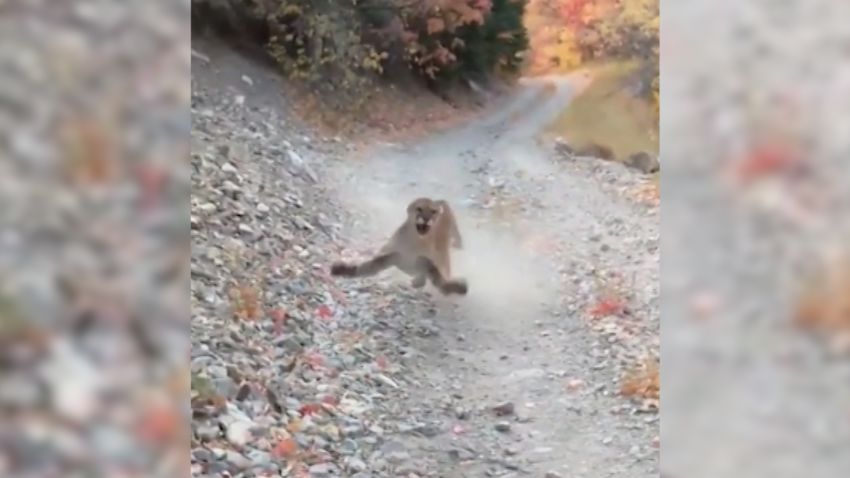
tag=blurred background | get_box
[662,0,850,476]
[0,1,189,476]
[2,0,849,476]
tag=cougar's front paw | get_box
[441,278,468,296]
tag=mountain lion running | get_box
[330,197,468,295]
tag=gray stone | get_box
[195,424,221,441]
[494,422,511,433]
[224,450,252,470]
[212,377,238,398]
[221,162,239,175]
[246,449,271,466]
[492,401,515,416]
[308,463,334,476]
[224,420,253,447]
[624,151,660,174]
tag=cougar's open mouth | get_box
[416,223,430,234]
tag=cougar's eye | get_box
[416,207,422,213]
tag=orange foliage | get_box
[588,296,626,319]
[794,250,850,338]
[402,0,497,77]
[620,357,659,408]
[230,284,261,321]
[137,403,184,445]
[272,438,299,458]
[732,141,804,185]
[525,0,657,76]
[629,179,660,206]
[61,119,119,186]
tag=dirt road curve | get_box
[328,76,659,477]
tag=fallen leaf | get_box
[304,351,325,369]
[136,163,168,211]
[61,119,118,186]
[620,357,660,401]
[794,247,850,341]
[315,305,334,320]
[588,297,625,319]
[375,355,389,370]
[231,284,262,321]
[272,438,299,458]
[299,403,322,417]
[270,308,288,334]
[733,141,802,185]
[137,404,181,444]
[286,418,303,433]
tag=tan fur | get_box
[331,198,467,295]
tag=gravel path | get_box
[191,40,658,478]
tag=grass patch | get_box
[546,61,658,160]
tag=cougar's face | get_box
[408,198,441,235]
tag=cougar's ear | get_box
[435,199,447,214]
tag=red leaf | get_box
[734,143,800,184]
[270,308,288,334]
[271,437,299,458]
[299,403,322,417]
[375,356,389,370]
[304,351,325,369]
[137,404,181,444]
[588,297,625,319]
[135,164,168,211]
[315,305,334,320]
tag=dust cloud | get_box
[333,172,558,330]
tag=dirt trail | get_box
[328,76,659,477]
[191,38,657,477]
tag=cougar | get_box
[331,197,467,295]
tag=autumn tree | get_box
[418,0,529,81]
[578,0,658,108]
[524,0,658,113]
[194,0,530,95]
